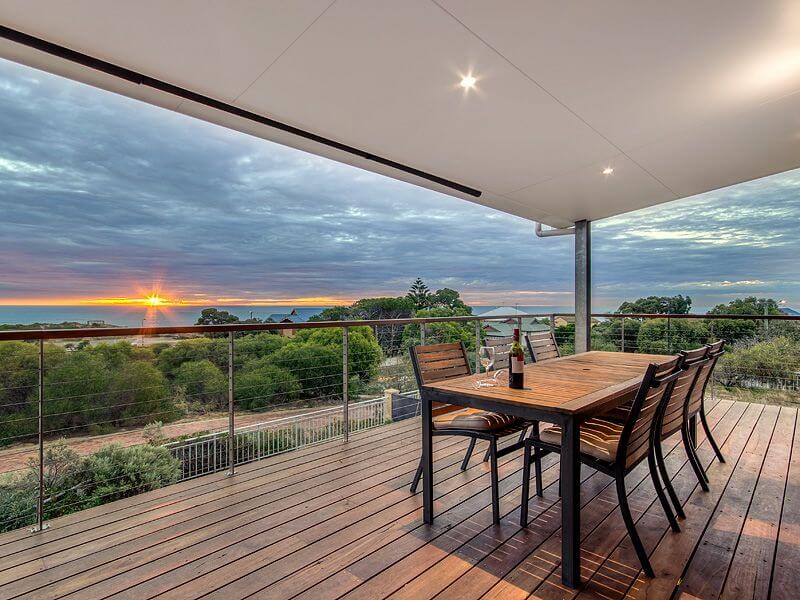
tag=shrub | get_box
[156,337,227,376]
[235,361,301,410]
[0,440,182,532]
[716,336,800,389]
[636,318,709,354]
[173,359,227,410]
[234,333,289,363]
[108,361,175,426]
[295,326,383,385]
[269,342,342,400]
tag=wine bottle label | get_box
[511,357,523,374]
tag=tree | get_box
[636,318,710,354]
[430,288,471,312]
[706,297,783,344]
[234,333,289,364]
[173,360,227,410]
[407,278,432,309]
[402,307,476,350]
[308,306,354,322]
[196,308,240,326]
[294,326,383,386]
[617,295,692,315]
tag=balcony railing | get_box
[0,311,798,534]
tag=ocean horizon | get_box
[0,305,578,328]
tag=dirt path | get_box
[0,407,313,476]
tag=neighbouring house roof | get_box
[477,306,528,318]
[267,309,303,323]
[483,319,549,338]
[779,307,800,317]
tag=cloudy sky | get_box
[1,58,798,312]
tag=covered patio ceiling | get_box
[2,1,800,228]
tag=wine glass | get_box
[476,346,497,387]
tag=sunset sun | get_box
[144,294,167,306]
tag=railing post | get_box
[227,331,235,476]
[420,323,426,345]
[34,338,47,532]
[549,314,556,340]
[666,316,671,353]
[343,326,349,441]
[620,317,625,352]
[475,319,481,373]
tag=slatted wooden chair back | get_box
[681,345,709,365]
[686,343,725,417]
[706,340,725,355]
[619,356,681,469]
[658,356,707,439]
[525,331,560,363]
[410,342,473,417]
[483,336,513,370]
[410,342,472,386]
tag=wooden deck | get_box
[0,397,797,599]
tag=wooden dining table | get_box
[419,350,677,588]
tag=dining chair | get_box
[521,357,681,576]
[524,331,560,363]
[649,351,709,529]
[679,341,726,492]
[409,342,533,524]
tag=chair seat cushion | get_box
[539,418,624,463]
[433,408,523,432]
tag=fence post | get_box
[549,314,556,340]
[475,319,482,373]
[227,331,235,476]
[343,326,349,441]
[33,338,47,532]
[666,316,671,353]
[620,317,625,352]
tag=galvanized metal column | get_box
[343,326,349,441]
[475,319,482,373]
[35,338,46,532]
[574,220,592,353]
[227,331,235,476]
[420,323,426,345]
[549,314,556,339]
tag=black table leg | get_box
[689,414,697,448]
[422,395,434,524]
[561,417,581,587]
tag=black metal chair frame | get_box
[521,360,682,577]
[409,341,534,525]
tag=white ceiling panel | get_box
[237,0,617,196]
[631,90,800,199]
[507,154,677,224]
[1,0,799,225]
[0,0,333,102]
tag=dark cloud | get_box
[0,59,798,311]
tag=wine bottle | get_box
[508,328,525,389]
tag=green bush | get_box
[108,361,175,425]
[156,337,227,376]
[0,440,180,532]
[294,326,383,384]
[269,343,342,399]
[235,360,301,410]
[173,359,227,410]
[716,337,800,389]
[234,333,289,364]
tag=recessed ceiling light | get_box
[460,74,477,89]
[602,167,614,175]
